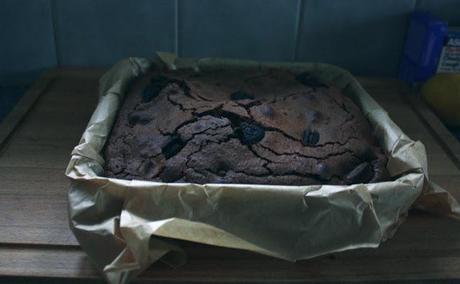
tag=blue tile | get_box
[54,0,175,66]
[179,0,298,61]
[0,0,57,75]
[416,0,460,26]
[297,0,416,76]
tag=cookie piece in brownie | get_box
[103,68,389,185]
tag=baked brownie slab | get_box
[103,68,388,185]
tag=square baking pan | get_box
[65,53,459,284]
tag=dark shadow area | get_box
[0,276,459,284]
[0,71,42,122]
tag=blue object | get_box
[399,11,448,83]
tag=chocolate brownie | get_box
[103,68,389,185]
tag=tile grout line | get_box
[395,0,418,76]
[174,0,180,56]
[293,0,304,61]
[49,0,61,67]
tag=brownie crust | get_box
[103,68,388,185]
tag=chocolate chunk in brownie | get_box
[231,90,255,101]
[302,129,320,146]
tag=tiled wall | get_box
[0,0,57,76]
[1,0,459,78]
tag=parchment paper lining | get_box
[65,54,460,284]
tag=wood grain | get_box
[0,245,98,278]
[0,71,459,282]
[2,214,460,283]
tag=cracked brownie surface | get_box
[103,68,389,185]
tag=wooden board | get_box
[0,70,459,282]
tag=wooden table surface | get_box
[0,69,459,283]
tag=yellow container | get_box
[421,73,460,127]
